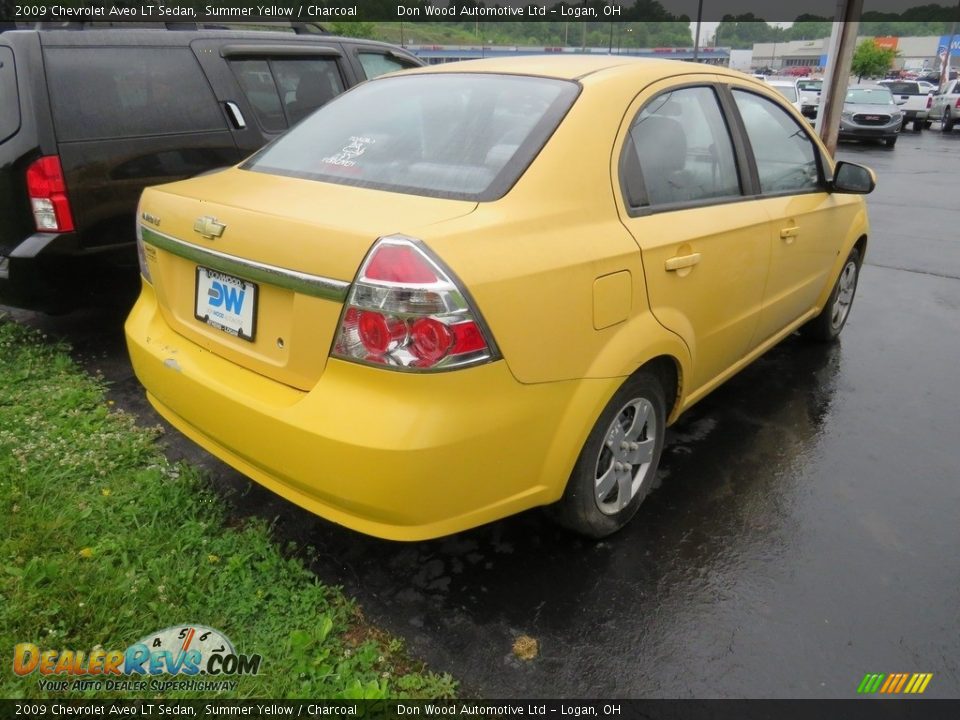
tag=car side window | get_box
[357,52,417,79]
[230,57,345,132]
[732,90,821,194]
[44,48,225,141]
[623,86,741,208]
[231,59,286,133]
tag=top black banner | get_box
[1,0,959,24]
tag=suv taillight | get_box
[927,95,933,109]
[955,97,960,109]
[332,236,498,372]
[26,156,74,233]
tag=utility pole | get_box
[693,0,704,61]
[942,3,959,88]
[817,0,865,155]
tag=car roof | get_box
[401,54,747,82]
[11,27,400,50]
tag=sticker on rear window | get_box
[322,136,375,168]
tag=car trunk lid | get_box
[139,168,477,390]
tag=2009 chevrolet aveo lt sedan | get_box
[126,56,875,541]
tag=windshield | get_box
[797,80,822,92]
[845,88,894,105]
[772,85,798,102]
[244,73,580,201]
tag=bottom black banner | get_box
[2,700,960,720]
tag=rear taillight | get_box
[955,98,960,109]
[927,95,933,109]
[332,235,498,371]
[25,156,74,233]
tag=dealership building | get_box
[751,35,960,72]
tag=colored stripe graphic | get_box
[858,674,885,693]
[857,673,933,694]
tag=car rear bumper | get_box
[125,281,616,540]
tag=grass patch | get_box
[0,318,456,700]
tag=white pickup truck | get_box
[929,78,960,132]
[878,80,932,131]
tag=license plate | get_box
[194,267,258,342]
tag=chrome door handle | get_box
[664,253,702,271]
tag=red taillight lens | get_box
[332,236,498,372]
[364,244,438,284]
[955,98,960,109]
[26,156,74,232]
[927,95,933,109]
[410,318,454,364]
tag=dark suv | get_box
[0,25,421,312]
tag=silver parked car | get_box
[839,86,903,147]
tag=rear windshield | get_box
[0,47,20,143]
[797,80,821,92]
[881,81,920,95]
[243,73,580,201]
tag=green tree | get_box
[851,39,899,80]
[327,22,377,39]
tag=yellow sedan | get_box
[126,56,874,540]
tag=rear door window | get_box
[230,57,345,130]
[44,47,225,141]
[357,52,418,79]
[623,86,741,208]
[0,47,21,143]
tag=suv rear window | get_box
[882,81,920,95]
[244,73,579,201]
[0,47,20,143]
[44,47,225,141]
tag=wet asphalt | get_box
[5,129,960,699]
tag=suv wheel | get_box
[943,108,955,132]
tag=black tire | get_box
[801,247,861,342]
[944,108,955,132]
[913,118,923,132]
[547,371,666,538]
[884,136,898,147]
[924,120,933,129]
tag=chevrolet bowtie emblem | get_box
[193,216,226,239]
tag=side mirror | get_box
[831,161,876,194]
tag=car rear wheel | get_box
[547,371,666,538]
[801,247,861,342]
[943,108,955,132]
